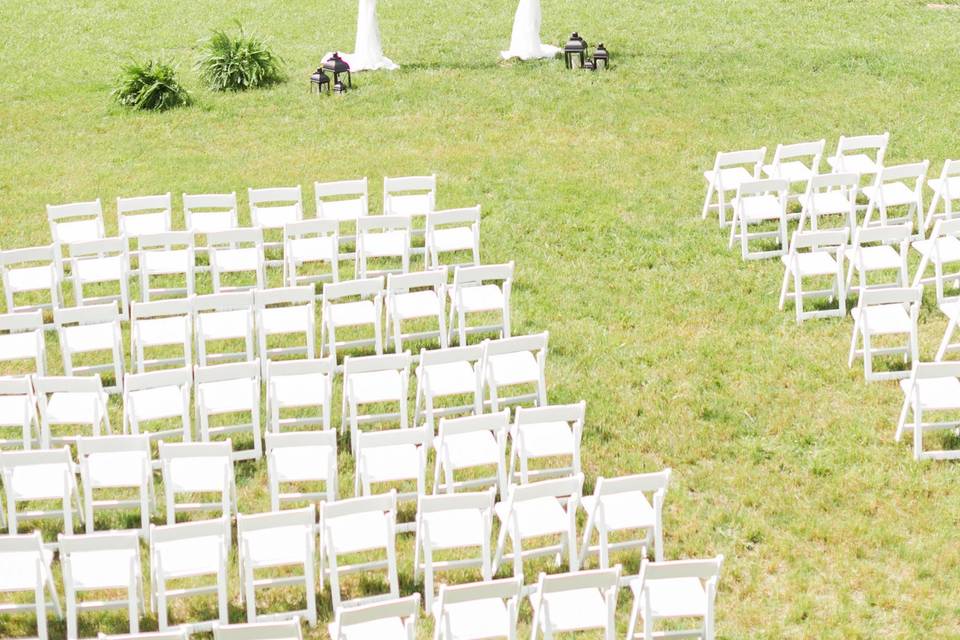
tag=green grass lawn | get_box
[4,0,960,637]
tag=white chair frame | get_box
[762,139,825,208]
[482,333,549,413]
[0,310,46,376]
[0,446,83,538]
[0,531,62,639]
[208,227,267,293]
[266,357,335,434]
[447,262,513,346]
[425,206,481,269]
[48,199,106,277]
[320,277,384,362]
[195,360,263,461]
[863,160,929,231]
[35,374,111,448]
[433,411,508,495]
[0,375,40,450]
[925,159,960,233]
[528,566,621,640]
[911,218,960,305]
[848,286,921,382]
[797,172,859,232]
[54,301,124,391]
[158,441,237,537]
[214,618,304,640]
[844,223,911,294]
[283,218,340,287]
[356,215,412,279]
[138,231,196,301]
[385,268,448,353]
[68,237,132,320]
[0,244,62,314]
[315,178,369,253]
[777,229,848,323]
[327,594,419,640]
[414,344,484,433]
[509,401,584,485]
[432,578,521,640]
[728,178,789,260]
[183,192,239,269]
[77,434,153,536]
[342,352,412,454]
[895,362,960,461]
[701,148,765,227]
[626,556,724,640]
[255,286,317,376]
[249,186,304,261]
[130,298,193,373]
[194,291,256,366]
[266,430,338,510]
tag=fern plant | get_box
[196,24,285,91]
[111,59,191,111]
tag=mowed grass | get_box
[3,0,960,637]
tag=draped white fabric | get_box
[325,0,398,72]
[500,0,560,60]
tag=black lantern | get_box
[333,79,347,94]
[593,43,609,69]
[310,67,330,94]
[563,32,587,69]
[323,53,353,90]
[583,58,596,71]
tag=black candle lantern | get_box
[333,79,347,94]
[310,67,330,94]
[593,43,610,69]
[583,58,596,71]
[563,32,587,69]
[323,53,353,91]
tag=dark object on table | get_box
[564,32,587,69]
[323,53,353,90]
[593,43,609,69]
[310,67,330,94]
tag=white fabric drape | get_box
[501,0,560,60]
[325,0,398,71]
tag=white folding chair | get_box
[728,178,789,260]
[385,269,448,353]
[237,507,317,626]
[319,491,400,610]
[356,215,411,279]
[844,223,911,293]
[48,199,106,276]
[777,229,848,323]
[77,435,152,535]
[130,298,193,372]
[425,206,481,269]
[320,277,384,362]
[849,287,921,382]
[934,259,960,361]
[158,441,236,535]
[98,632,187,640]
[55,302,124,391]
[355,426,429,510]
[35,375,111,448]
[327,594,419,640]
[797,172,859,232]
[509,401,583,485]
[0,245,61,314]
[626,556,724,640]
[315,178,369,252]
[491,474,583,584]
[0,531,61,640]
[69,237,131,319]
[896,362,960,460]
[0,310,46,375]
[384,174,437,221]
[432,578,521,640]
[482,333,548,412]
[208,228,266,293]
[150,517,230,632]
[911,218,960,305]
[194,291,256,365]
[863,161,929,231]
[701,148,765,227]
[433,411,508,495]
[255,286,316,375]
[762,139,824,207]
[0,376,40,450]
[414,344,484,433]
[184,192,239,268]
[414,490,495,611]
[0,446,83,536]
[266,430,338,510]
[447,263,513,346]
[117,193,172,240]
[826,132,889,180]
[214,618,304,640]
[195,360,262,461]
[266,357,334,434]
[528,566,621,640]
[59,530,143,639]
[138,231,195,301]
[283,219,340,287]
[342,352,411,454]
[249,186,304,258]
[579,470,671,570]
[925,159,960,233]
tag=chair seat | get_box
[0,547,54,590]
[431,598,509,640]
[241,526,311,568]
[271,373,329,409]
[329,300,377,328]
[420,508,485,549]
[762,161,813,183]
[912,236,960,264]
[631,577,708,619]
[254,205,300,229]
[515,422,574,458]
[453,284,504,313]
[320,198,366,221]
[703,167,752,191]
[128,385,185,421]
[349,370,403,404]
[155,535,223,578]
[780,252,838,277]
[46,391,105,425]
[271,445,334,482]
[142,249,191,274]
[393,290,442,320]
[487,351,539,387]
[899,376,960,411]
[495,497,567,538]
[863,181,916,207]
[581,491,655,531]
[214,247,260,273]
[69,549,139,589]
[804,191,853,216]
[388,193,431,217]
[289,236,336,262]
[198,309,250,340]
[436,430,500,470]
[261,305,312,335]
[326,511,391,554]
[529,588,608,632]
[858,303,913,335]
[75,256,124,284]
[8,265,55,293]
[121,212,168,237]
[732,194,783,222]
[826,153,881,175]
[63,322,115,353]
[0,332,40,360]
[167,457,230,493]
[432,227,475,253]
[135,315,189,348]
[198,378,256,414]
[929,176,960,197]
[845,245,902,272]
[188,211,235,234]
[0,394,34,427]
[421,361,477,397]
[55,219,101,245]
[328,618,407,640]
[9,462,74,500]
[362,231,407,258]
[85,450,149,488]
[359,444,420,484]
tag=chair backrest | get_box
[638,555,724,582]
[594,468,672,497]
[835,132,889,158]
[0,244,57,269]
[418,487,495,515]
[910,361,960,381]
[55,301,120,327]
[807,172,859,193]
[59,529,140,557]
[736,178,788,198]
[419,343,485,367]
[0,309,44,333]
[183,192,238,229]
[858,285,923,308]
[330,594,420,636]
[770,139,825,166]
[315,178,368,214]
[207,227,264,249]
[427,206,480,229]
[193,291,255,314]
[358,214,412,233]
[0,375,35,398]
[506,473,584,504]
[99,630,188,640]
[436,577,521,606]
[787,229,848,253]
[514,400,584,436]
[387,268,447,294]
[321,489,397,521]
[237,505,315,538]
[0,445,72,472]
[876,160,928,187]
[158,439,233,461]
[357,425,429,451]
[713,148,765,174]
[452,262,513,288]
[138,230,195,252]
[931,217,960,240]
[47,199,105,239]
[117,193,173,231]
[322,276,384,302]
[77,434,150,458]
[68,236,130,260]
[195,360,260,385]
[536,565,620,595]
[34,374,104,395]
[254,285,314,310]
[214,618,304,640]
[249,186,303,214]
[384,175,436,201]
[266,357,335,381]
[150,516,228,546]
[283,218,339,240]
[437,410,509,440]
[265,429,337,454]
[851,222,911,247]
[344,352,412,376]
[131,298,193,321]
[484,332,549,359]
[0,529,45,556]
